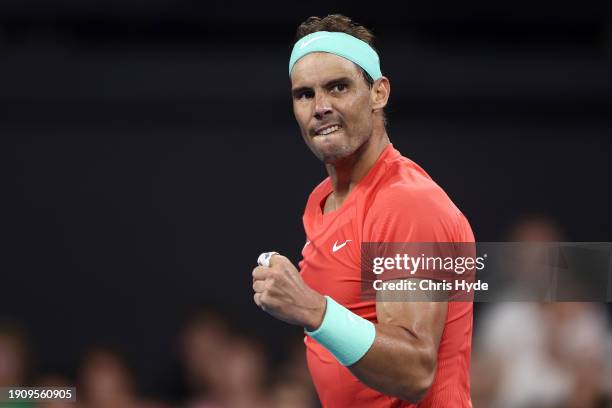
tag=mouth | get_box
[313,124,342,137]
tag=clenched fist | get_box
[252,253,326,331]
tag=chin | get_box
[306,131,362,164]
[317,144,355,164]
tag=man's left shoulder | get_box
[373,157,463,221]
[364,156,473,242]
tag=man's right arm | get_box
[343,280,447,403]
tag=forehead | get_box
[290,52,361,87]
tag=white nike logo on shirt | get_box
[332,240,352,253]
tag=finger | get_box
[268,253,289,268]
[254,292,261,307]
[259,292,269,310]
[252,266,270,281]
[252,280,266,293]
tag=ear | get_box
[371,76,390,111]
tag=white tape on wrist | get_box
[257,251,279,267]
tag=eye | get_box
[332,83,347,92]
[296,90,314,100]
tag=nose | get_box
[314,92,332,120]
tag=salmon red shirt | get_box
[299,143,474,408]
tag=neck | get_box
[325,126,390,207]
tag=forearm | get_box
[348,322,437,402]
[305,295,445,403]
[252,257,443,403]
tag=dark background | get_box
[1,0,611,395]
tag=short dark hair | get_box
[295,14,387,126]
[295,14,377,87]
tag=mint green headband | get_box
[289,31,382,80]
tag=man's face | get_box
[290,52,375,164]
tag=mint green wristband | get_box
[305,296,376,366]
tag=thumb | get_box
[268,253,290,268]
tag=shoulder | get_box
[370,155,461,221]
[365,155,472,242]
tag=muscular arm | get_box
[253,258,447,403]
[348,282,447,403]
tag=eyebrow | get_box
[291,76,353,97]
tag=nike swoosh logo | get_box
[303,240,311,250]
[332,240,352,253]
[299,35,331,49]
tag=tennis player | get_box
[252,14,474,407]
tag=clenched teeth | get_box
[317,125,341,135]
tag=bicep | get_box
[376,279,447,352]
